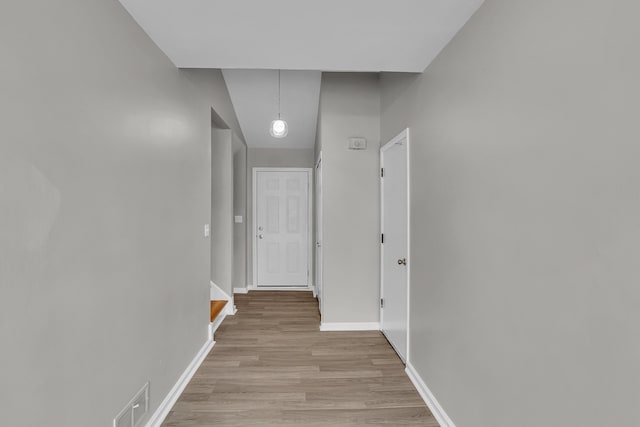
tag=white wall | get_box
[244,148,315,287]
[380,0,640,426]
[316,73,381,324]
[210,128,234,297]
[0,1,240,425]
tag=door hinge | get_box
[380,298,384,308]
[381,233,384,244]
[381,168,384,178]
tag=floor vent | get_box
[114,382,149,427]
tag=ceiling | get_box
[118,0,484,73]
[222,70,321,148]
[118,0,484,149]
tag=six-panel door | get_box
[256,170,310,287]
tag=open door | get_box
[380,129,410,362]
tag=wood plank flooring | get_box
[163,291,438,427]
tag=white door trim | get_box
[380,128,411,364]
[252,167,313,290]
[315,153,324,320]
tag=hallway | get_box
[163,292,437,426]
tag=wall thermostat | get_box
[347,137,367,150]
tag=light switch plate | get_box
[234,216,243,224]
[204,224,210,237]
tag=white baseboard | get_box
[233,287,248,294]
[311,286,318,298]
[210,310,227,338]
[319,322,380,331]
[210,281,236,316]
[145,335,214,427]
[248,286,312,291]
[405,362,456,427]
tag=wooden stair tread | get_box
[210,300,228,323]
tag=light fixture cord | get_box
[278,69,281,120]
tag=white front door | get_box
[381,130,410,362]
[255,169,310,287]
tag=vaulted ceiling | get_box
[118,0,484,147]
[222,70,321,148]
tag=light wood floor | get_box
[163,291,438,427]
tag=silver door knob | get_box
[397,258,407,265]
[259,234,264,239]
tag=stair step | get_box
[210,300,228,323]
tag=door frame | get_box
[251,167,313,290]
[315,153,323,319]
[380,128,411,363]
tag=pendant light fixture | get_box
[270,70,288,138]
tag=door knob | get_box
[397,258,407,266]
[259,234,264,239]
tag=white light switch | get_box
[204,224,210,237]
[234,216,243,224]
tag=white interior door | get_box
[315,156,323,316]
[255,169,310,287]
[381,130,409,362]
